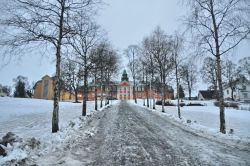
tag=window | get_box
[43,80,49,98]
[242,85,246,90]
[227,90,229,95]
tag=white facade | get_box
[198,92,205,100]
[224,83,250,102]
[117,81,133,100]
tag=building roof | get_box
[199,90,216,100]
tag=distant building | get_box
[116,70,173,100]
[34,71,174,101]
[223,76,250,102]
[198,90,216,100]
[117,70,133,100]
[33,75,74,100]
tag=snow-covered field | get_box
[0,97,116,165]
[1,97,250,165]
[0,97,88,138]
[133,99,250,139]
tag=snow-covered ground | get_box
[0,97,250,165]
[0,97,117,165]
[0,97,86,138]
[132,99,250,139]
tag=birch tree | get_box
[238,57,250,79]
[143,27,174,112]
[200,57,219,100]
[185,0,250,133]
[0,0,101,132]
[180,61,198,101]
[125,45,140,104]
[223,59,239,100]
[67,13,101,116]
[172,34,184,119]
[61,59,83,103]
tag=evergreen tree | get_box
[13,75,29,98]
[178,85,185,99]
[14,80,26,97]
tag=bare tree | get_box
[200,57,219,100]
[143,27,174,112]
[125,45,140,104]
[61,59,83,103]
[223,59,239,100]
[185,0,250,133]
[67,12,102,116]
[179,60,198,101]
[104,48,119,105]
[172,34,184,119]
[238,56,250,79]
[141,39,157,109]
[0,0,101,132]
[90,41,117,108]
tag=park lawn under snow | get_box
[133,99,250,139]
[0,97,249,165]
[0,97,116,165]
[0,97,87,139]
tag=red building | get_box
[78,70,174,101]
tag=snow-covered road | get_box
[39,101,250,166]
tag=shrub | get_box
[186,103,204,106]
[156,100,162,105]
[155,100,176,106]
[164,101,176,106]
[214,101,239,109]
[179,102,185,107]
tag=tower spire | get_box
[121,69,129,81]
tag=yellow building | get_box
[33,75,74,100]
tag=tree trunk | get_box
[216,56,226,134]
[231,87,234,101]
[94,74,98,110]
[188,88,191,100]
[133,76,137,104]
[153,93,155,109]
[143,96,145,106]
[211,0,226,134]
[82,72,88,116]
[175,57,181,119]
[161,81,165,113]
[105,86,109,105]
[74,89,78,103]
[52,47,60,133]
[146,74,149,108]
[100,84,103,108]
[52,1,65,133]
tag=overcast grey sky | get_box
[0,0,249,92]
